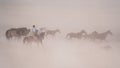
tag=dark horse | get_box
[6,27,30,40]
[66,30,87,39]
[23,32,45,47]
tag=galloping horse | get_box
[94,30,112,41]
[45,29,60,36]
[83,31,98,40]
[66,30,87,39]
[39,27,46,31]
[6,27,30,40]
[83,30,112,41]
[23,32,45,47]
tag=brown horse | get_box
[23,32,45,47]
[66,30,87,39]
[45,29,60,36]
[6,27,30,40]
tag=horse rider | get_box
[31,25,38,36]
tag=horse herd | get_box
[66,30,113,41]
[5,27,61,45]
[5,27,113,46]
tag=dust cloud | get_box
[0,0,120,68]
[0,34,120,68]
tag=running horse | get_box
[45,29,60,36]
[83,31,98,40]
[23,32,45,47]
[66,30,87,39]
[5,27,30,40]
[83,30,113,41]
[94,30,112,41]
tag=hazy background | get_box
[0,0,120,68]
[0,0,120,39]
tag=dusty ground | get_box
[0,36,120,68]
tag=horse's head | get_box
[106,30,113,35]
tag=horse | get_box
[66,30,87,39]
[83,31,98,40]
[94,30,112,41]
[6,27,30,40]
[23,32,45,47]
[45,29,60,36]
[39,27,46,31]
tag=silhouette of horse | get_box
[66,30,87,39]
[23,32,45,47]
[45,29,60,36]
[39,27,46,31]
[6,27,30,40]
[83,31,98,40]
[94,30,112,41]
[84,30,112,41]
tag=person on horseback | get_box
[31,25,38,36]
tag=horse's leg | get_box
[27,42,31,47]
[23,39,26,44]
[24,41,30,48]
[40,40,44,48]
[36,42,39,47]
[45,34,48,39]
[26,41,31,48]
[8,37,12,40]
